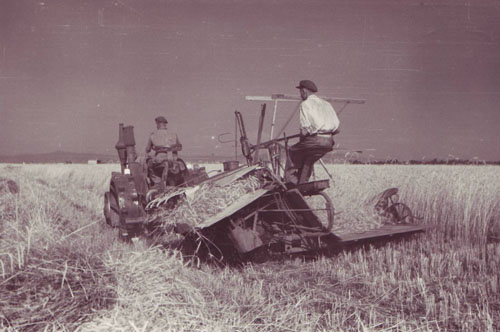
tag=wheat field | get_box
[0,163,499,331]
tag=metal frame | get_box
[244,93,366,175]
[245,94,366,140]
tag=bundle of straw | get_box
[147,176,261,230]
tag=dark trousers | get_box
[147,152,177,185]
[285,135,334,184]
[147,159,168,185]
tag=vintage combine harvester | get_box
[103,96,426,264]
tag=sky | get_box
[0,0,499,161]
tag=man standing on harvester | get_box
[285,80,340,184]
[145,116,182,185]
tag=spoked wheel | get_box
[243,245,271,264]
[386,203,413,224]
[317,192,335,232]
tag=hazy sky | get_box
[1,0,499,161]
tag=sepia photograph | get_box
[1,0,499,331]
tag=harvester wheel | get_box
[386,203,413,224]
[104,192,120,227]
[318,192,335,232]
[243,246,271,264]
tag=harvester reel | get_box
[370,187,416,224]
[386,202,413,224]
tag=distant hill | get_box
[0,151,242,164]
[0,151,118,164]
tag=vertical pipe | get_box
[254,104,266,162]
[270,100,278,139]
[115,123,126,173]
[234,115,238,161]
[235,111,252,164]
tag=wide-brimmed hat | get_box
[296,80,318,93]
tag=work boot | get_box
[284,168,298,185]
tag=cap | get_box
[155,116,168,123]
[296,80,318,93]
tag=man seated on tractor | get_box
[145,116,183,188]
[285,80,340,184]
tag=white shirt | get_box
[299,94,339,135]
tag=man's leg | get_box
[149,161,167,187]
[297,156,313,184]
[284,141,307,184]
[295,136,334,184]
[297,147,331,184]
[146,159,158,185]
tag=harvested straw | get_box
[0,166,117,331]
[305,193,387,234]
[331,205,386,233]
[147,176,261,230]
[0,245,116,331]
